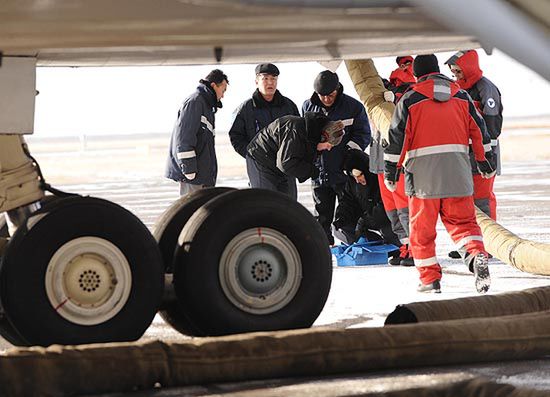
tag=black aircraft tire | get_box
[154,187,235,336]
[174,189,332,336]
[153,187,236,272]
[0,195,64,346]
[0,196,163,346]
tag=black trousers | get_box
[247,155,297,200]
[312,184,344,245]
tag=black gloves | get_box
[384,163,400,192]
[476,159,496,179]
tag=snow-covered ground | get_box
[11,132,550,393]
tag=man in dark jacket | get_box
[247,112,344,199]
[229,63,300,186]
[302,70,371,244]
[384,54,494,294]
[445,50,502,221]
[333,149,400,248]
[165,69,228,195]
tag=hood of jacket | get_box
[413,73,461,102]
[344,148,370,175]
[389,66,416,88]
[445,50,483,90]
[304,111,330,143]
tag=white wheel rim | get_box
[45,237,132,326]
[219,228,302,315]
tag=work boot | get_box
[473,252,491,294]
[389,254,402,266]
[417,279,441,293]
[452,249,492,260]
[448,250,461,259]
[388,248,401,266]
[400,256,415,267]
[400,244,415,266]
[389,244,411,266]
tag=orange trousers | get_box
[377,173,409,244]
[409,195,487,284]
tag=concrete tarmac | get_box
[5,133,550,395]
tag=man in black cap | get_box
[384,53,494,294]
[302,70,371,245]
[165,69,228,195]
[229,63,299,186]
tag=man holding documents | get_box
[302,70,371,245]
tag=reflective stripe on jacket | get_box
[165,83,218,186]
[384,73,491,199]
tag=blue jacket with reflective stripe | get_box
[302,87,371,187]
[165,83,219,186]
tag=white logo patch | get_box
[487,98,496,108]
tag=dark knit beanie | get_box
[413,54,440,78]
[314,71,339,95]
[344,149,370,175]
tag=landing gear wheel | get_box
[174,189,332,336]
[0,194,63,346]
[0,196,163,346]
[153,187,236,272]
[153,187,235,336]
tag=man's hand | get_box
[383,91,395,103]
[317,142,333,152]
[384,162,400,192]
[476,160,496,179]
[384,179,397,192]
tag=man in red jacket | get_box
[385,56,416,103]
[384,54,494,294]
[378,55,417,266]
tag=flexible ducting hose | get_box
[2,312,550,396]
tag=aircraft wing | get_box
[0,0,476,66]
[0,0,548,80]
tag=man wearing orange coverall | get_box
[384,54,495,294]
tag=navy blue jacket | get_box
[229,89,299,158]
[302,85,371,186]
[165,83,219,186]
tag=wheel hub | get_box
[45,237,132,325]
[219,228,302,314]
[63,254,115,306]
